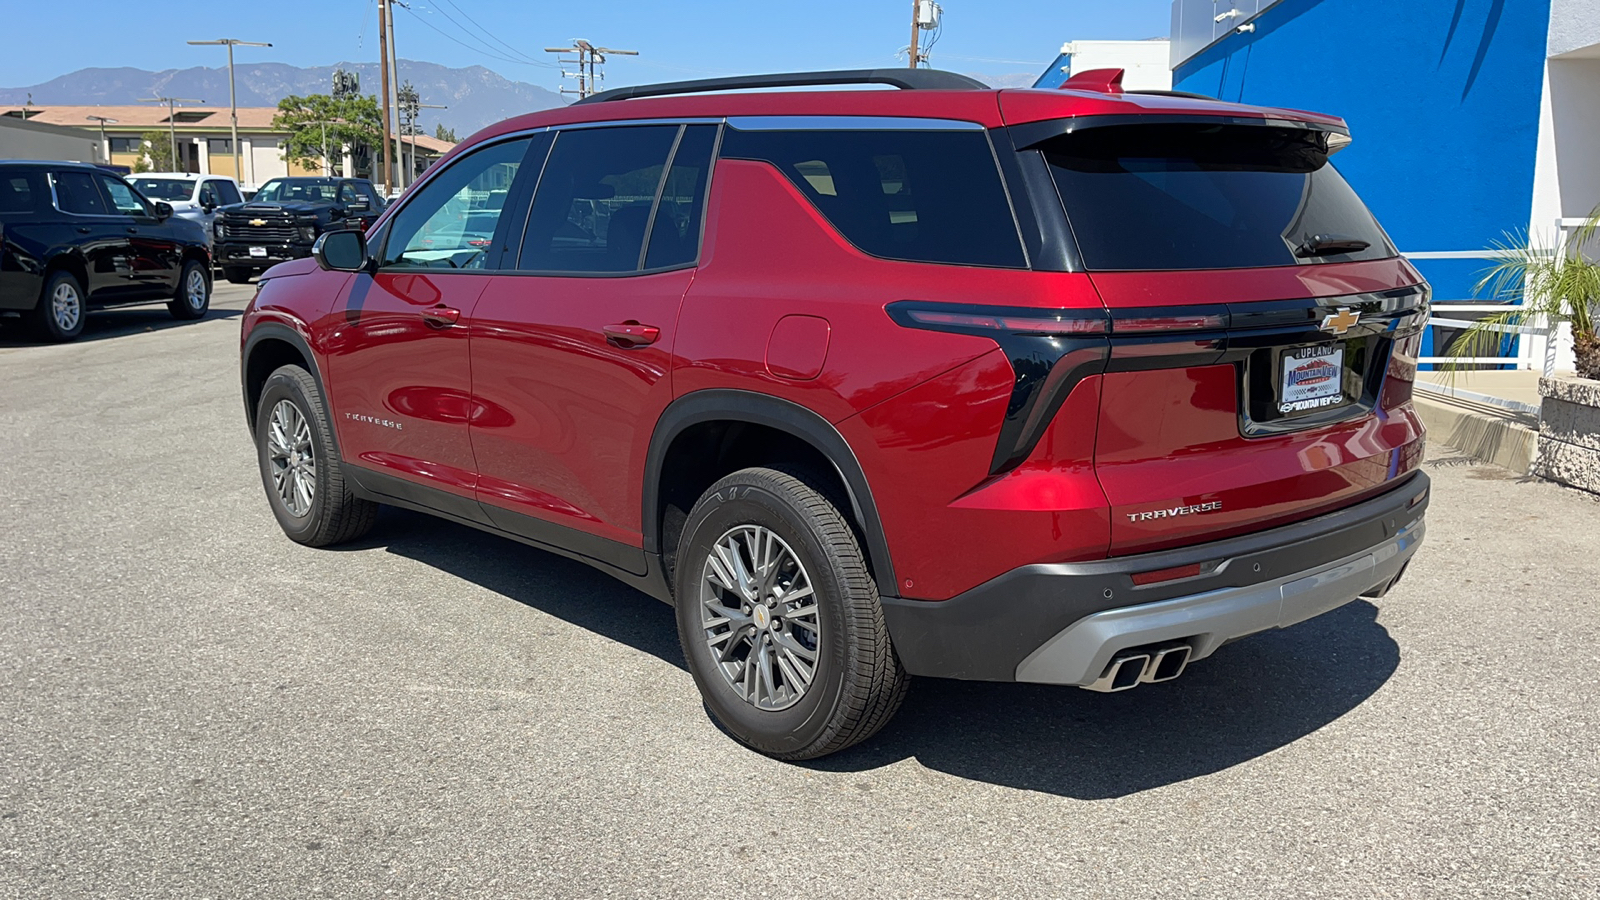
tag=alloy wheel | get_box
[266,399,316,517]
[699,525,820,711]
[52,281,81,332]
[185,267,207,310]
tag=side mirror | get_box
[201,201,217,213]
[313,229,371,272]
[153,201,174,220]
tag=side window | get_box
[216,181,243,205]
[199,182,220,207]
[380,138,533,270]
[517,125,679,273]
[98,176,150,217]
[0,170,44,214]
[51,171,111,215]
[720,126,1026,269]
[338,182,360,205]
[644,124,718,270]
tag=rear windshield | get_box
[1039,123,1394,271]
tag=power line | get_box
[434,0,549,68]
[401,3,556,69]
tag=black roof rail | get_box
[574,68,989,105]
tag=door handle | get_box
[421,305,461,327]
[602,321,661,347]
[77,226,91,234]
[127,227,138,235]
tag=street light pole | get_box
[188,39,272,182]
[85,115,119,164]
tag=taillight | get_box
[888,301,1108,338]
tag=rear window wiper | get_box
[1295,234,1371,257]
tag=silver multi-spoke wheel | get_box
[184,266,207,310]
[699,525,820,711]
[51,281,81,332]
[266,399,316,517]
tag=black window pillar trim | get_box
[642,389,898,596]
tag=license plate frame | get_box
[1278,343,1346,414]
[248,246,267,258]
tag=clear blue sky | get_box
[2,1,1171,91]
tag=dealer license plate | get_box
[249,246,267,258]
[1279,344,1345,413]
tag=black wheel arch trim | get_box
[241,321,334,455]
[643,389,898,595]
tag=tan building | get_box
[0,105,453,190]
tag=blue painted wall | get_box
[1174,0,1551,308]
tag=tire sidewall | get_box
[675,478,855,756]
[38,272,86,341]
[255,370,332,543]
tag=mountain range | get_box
[0,61,567,137]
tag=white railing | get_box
[1404,217,1591,379]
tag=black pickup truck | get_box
[213,177,385,283]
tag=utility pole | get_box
[909,0,941,68]
[187,39,272,183]
[138,96,204,171]
[377,0,393,192]
[546,39,637,100]
[85,115,118,164]
[387,0,404,191]
[396,82,445,186]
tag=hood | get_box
[224,199,337,216]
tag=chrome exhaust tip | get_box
[1140,643,1192,683]
[1083,652,1152,692]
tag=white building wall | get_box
[1548,0,1600,57]
[1059,40,1173,90]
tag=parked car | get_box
[239,68,1430,759]
[213,176,384,284]
[0,160,212,341]
[126,172,245,248]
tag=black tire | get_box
[168,259,211,320]
[674,465,907,760]
[254,364,378,547]
[30,270,87,342]
[224,267,253,285]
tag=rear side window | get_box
[0,169,44,214]
[645,124,718,270]
[1039,123,1395,271]
[720,126,1026,269]
[52,171,110,215]
[517,125,679,273]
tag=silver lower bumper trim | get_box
[1014,517,1425,687]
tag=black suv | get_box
[214,177,385,283]
[0,161,213,342]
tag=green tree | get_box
[434,123,458,143]
[272,93,383,171]
[130,131,177,173]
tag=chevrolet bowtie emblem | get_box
[1320,307,1361,335]
[248,218,267,227]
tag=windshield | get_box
[1038,123,1395,271]
[128,178,194,201]
[253,179,338,203]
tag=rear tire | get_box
[254,364,377,547]
[168,260,210,320]
[30,270,86,342]
[674,465,907,760]
[224,267,253,285]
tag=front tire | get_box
[255,364,377,547]
[30,271,86,342]
[168,260,211,320]
[674,466,907,760]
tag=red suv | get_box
[240,68,1429,759]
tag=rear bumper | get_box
[881,472,1429,685]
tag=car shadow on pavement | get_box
[366,507,1398,800]
[0,306,243,347]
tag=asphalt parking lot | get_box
[2,283,1598,898]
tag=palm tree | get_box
[1446,208,1600,380]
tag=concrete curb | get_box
[1412,391,1538,475]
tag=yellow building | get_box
[0,104,453,190]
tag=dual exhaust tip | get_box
[1084,642,1193,692]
